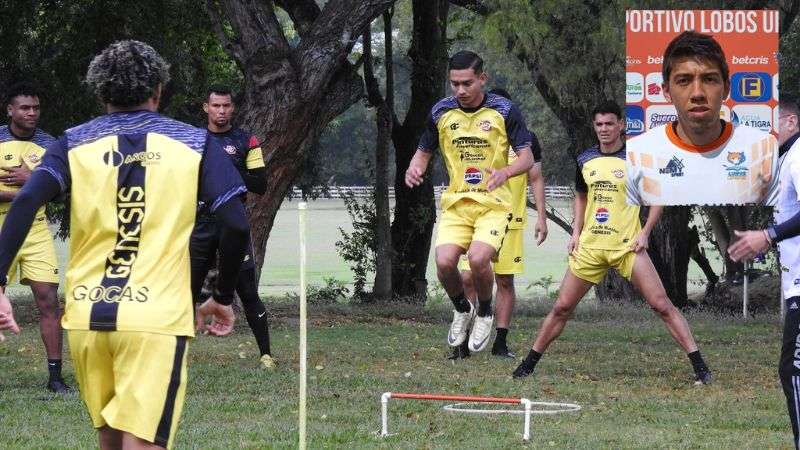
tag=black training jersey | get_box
[38,110,246,336]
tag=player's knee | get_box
[467,252,491,272]
[495,275,514,292]
[649,296,674,317]
[435,253,458,271]
[551,301,575,319]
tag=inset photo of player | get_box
[625,10,780,206]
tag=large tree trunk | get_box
[205,0,397,275]
[648,207,691,307]
[364,13,394,302]
[389,0,449,301]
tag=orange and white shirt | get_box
[626,121,778,206]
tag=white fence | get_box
[289,185,574,200]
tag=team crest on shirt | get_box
[612,169,625,179]
[23,151,40,164]
[224,144,237,155]
[464,167,483,185]
[477,120,492,132]
[723,151,748,179]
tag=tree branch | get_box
[274,0,321,39]
[447,0,490,15]
[205,0,245,65]
[216,0,291,66]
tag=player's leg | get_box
[189,221,217,302]
[448,258,474,360]
[435,204,475,347]
[236,266,275,368]
[491,274,515,358]
[465,240,497,352]
[513,248,599,378]
[778,296,800,449]
[98,426,122,450]
[628,251,711,384]
[29,280,68,392]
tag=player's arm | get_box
[0,192,15,202]
[488,146,534,191]
[406,114,439,188]
[529,162,547,245]
[0,162,33,202]
[242,138,267,195]
[489,105,536,191]
[631,205,662,253]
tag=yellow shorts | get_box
[436,199,511,252]
[68,330,189,449]
[7,218,59,284]
[568,246,637,284]
[457,228,524,275]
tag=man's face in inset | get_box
[449,68,487,107]
[662,56,729,133]
[7,95,40,133]
[778,109,799,147]
[593,112,623,146]
[204,93,234,128]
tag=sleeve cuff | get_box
[212,287,234,306]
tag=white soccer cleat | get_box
[447,302,476,347]
[468,314,494,352]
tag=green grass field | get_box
[0,296,794,449]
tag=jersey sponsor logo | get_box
[224,144,237,155]
[452,136,490,149]
[612,169,625,179]
[449,122,460,130]
[731,72,771,102]
[459,150,486,163]
[72,285,149,303]
[646,105,677,130]
[103,148,162,167]
[464,166,483,185]
[625,105,644,136]
[658,156,685,177]
[593,192,613,204]
[477,120,492,132]
[723,151,748,179]
[595,207,609,223]
[105,186,145,279]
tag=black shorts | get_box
[189,219,255,300]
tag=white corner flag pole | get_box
[298,201,308,450]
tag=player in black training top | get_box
[191,85,274,368]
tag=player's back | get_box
[52,111,208,336]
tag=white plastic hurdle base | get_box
[380,392,580,442]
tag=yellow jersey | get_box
[0,126,55,226]
[38,111,246,336]
[418,93,533,212]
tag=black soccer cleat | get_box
[491,345,516,360]
[694,370,713,386]
[47,378,72,394]
[512,362,535,379]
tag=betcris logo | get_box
[464,167,482,185]
[732,105,773,133]
[731,72,771,102]
[625,105,645,136]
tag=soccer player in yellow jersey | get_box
[0,40,249,449]
[453,88,547,360]
[513,101,712,385]
[405,51,535,353]
[0,82,68,393]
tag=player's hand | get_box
[405,165,424,188]
[728,230,770,262]
[196,298,235,336]
[630,231,650,253]
[567,234,580,255]
[534,217,548,246]
[0,289,20,342]
[0,163,31,187]
[486,167,510,192]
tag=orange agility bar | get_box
[388,392,522,404]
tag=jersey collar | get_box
[666,119,732,153]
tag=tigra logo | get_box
[105,186,144,279]
[72,285,149,303]
[464,167,482,185]
[103,148,161,167]
[595,207,609,223]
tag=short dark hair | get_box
[448,50,483,74]
[781,97,800,118]
[85,40,170,107]
[662,31,728,85]
[5,82,40,106]
[488,88,511,100]
[207,85,233,100]
[592,101,622,120]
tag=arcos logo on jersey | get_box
[464,167,482,185]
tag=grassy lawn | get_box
[0,295,793,449]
